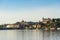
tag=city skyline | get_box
[0,0,60,24]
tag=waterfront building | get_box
[6,24,19,28]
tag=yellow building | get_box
[32,24,41,29]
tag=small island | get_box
[0,18,60,30]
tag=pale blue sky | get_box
[0,0,60,24]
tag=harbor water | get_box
[0,30,60,40]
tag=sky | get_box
[0,0,60,24]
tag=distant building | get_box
[32,22,41,29]
[6,24,19,28]
[42,17,51,23]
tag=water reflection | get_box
[0,30,60,40]
[16,30,43,40]
[7,30,17,40]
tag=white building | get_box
[6,24,19,28]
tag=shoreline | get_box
[0,28,60,31]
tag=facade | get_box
[32,23,41,29]
[42,17,51,23]
[6,24,19,28]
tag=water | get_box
[0,30,60,40]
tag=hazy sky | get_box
[0,0,60,24]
